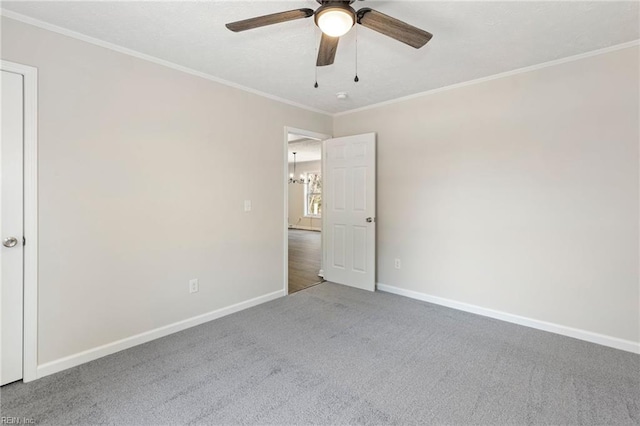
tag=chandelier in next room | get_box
[289,152,310,184]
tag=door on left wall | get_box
[1,70,25,385]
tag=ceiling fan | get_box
[225,0,433,67]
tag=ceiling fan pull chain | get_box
[354,24,359,83]
[314,26,319,88]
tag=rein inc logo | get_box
[1,418,35,424]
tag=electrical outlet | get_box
[189,279,199,294]
[244,200,252,212]
[394,258,401,269]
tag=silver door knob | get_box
[366,217,375,223]
[3,237,18,248]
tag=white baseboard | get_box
[288,225,321,232]
[376,283,640,354]
[36,289,285,379]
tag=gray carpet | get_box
[1,283,639,425]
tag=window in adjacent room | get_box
[304,173,322,217]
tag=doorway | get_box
[284,128,330,295]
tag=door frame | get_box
[283,127,331,295]
[1,60,38,382]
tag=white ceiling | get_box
[288,137,322,163]
[2,1,638,114]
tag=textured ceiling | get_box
[2,1,639,114]
[288,138,322,163]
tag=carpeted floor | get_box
[1,283,639,425]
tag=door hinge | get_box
[23,236,26,246]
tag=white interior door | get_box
[323,133,376,291]
[1,70,24,385]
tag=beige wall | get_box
[1,17,332,364]
[2,15,637,368]
[288,160,322,230]
[334,46,640,344]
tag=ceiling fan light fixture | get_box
[315,6,355,37]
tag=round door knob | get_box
[3,237,18,248]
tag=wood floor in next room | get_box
[288,229,322,294]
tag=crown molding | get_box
[0,9,333,117]
[2,9,638,119]
[334,39,640,117]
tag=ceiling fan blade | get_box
[317,33,340,67]
[357,8,433,49]
[226,8,314,32]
